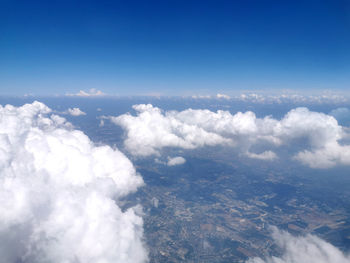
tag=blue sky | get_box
[0,0,349,96]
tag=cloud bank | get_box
[191,92,349,104]
[0,102,147,263]
[109,104,350,168]
[247,227,350,263]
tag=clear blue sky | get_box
[0,0,349,96]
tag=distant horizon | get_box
[1,88,350,98]
[1,0,349,96]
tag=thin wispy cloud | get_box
[66,88,105,97]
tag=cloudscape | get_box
[1,0,350,262]
[1,98,350,262]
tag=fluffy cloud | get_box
[247,227,350,263]
[279,108,350,168]
[0,102,147,263]
[167,156,186,166]
[109,104,350,168]
[109,104,231,157]
[67,107,86,116]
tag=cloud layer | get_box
[247,227,350,263]
[191,92,349,104]
[110,104,350,168]
[0,102,147,263]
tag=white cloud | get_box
[67,88,105,97]
[245,151,277,161]
[109,104,350,168]
[67,107,86,116]
[109,104,232,157]
[216,93,230,99]
[294,144,350,169]
[167,156,186,166]
[247,227,350,263]
[278,108,350,168]
[0,102,147,263]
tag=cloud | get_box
[109,104,350,168]
[0,102,147,263]
[167,156,186,166]
[99,119,105,127]
[329,107,350,125]
[67,88,105,97]
[191,95,211,99]
[245,151,277,161]
[247,227,350,263]
[279,108,350,168]
[109,104,232,157]
[188,92,349,104]
[216,93,230,99]
[236,93,349,104]
[67,107,86,116]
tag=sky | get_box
[0,0,349,96]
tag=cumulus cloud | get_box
[109,104,232,157]
[67,88,105,97]
[109,104,350,168]
[280,108,350,168]
[67,107,86,116]
[247,227,350,263]
[167,156,186,166]
[0,102,147,263]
